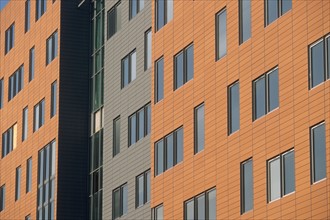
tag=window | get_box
[5,23,14,54]
[0,185,5,212]
[26,158,32,193]
[130,0,144,19]
[0,79,3,109]
[228,82,240,135]
[239,0,251,44]
[184,188,216,220]
[153,204,163,220]
[267,149,295,202]
[113,116,120,157]
[107,1,121,39]
[36,0,47,21]
[22,107,28,141]
[37,140,55,220]
[155,127,183,176]
[309,35,330,89]
[253,67,279,120]
[25,0,31,32]
[174,44,194,90]
[129,103,151,146]
[51,81,57,117]
[216,8,227,60]
[34,99,45,132]
[136,169,150,208]
[121,50,137,88]
[265,0,291,26]
[145,29,152,70]
[25,215,31,220]
[29,47,35,81]
[241,159,253,214]
[46,31,58,65]
[113,183,128,219]
[155,0,173,31]
[92,71,104,112]
[2,124,17,158]
[8,65,24,101]
[310,122,326,183]
[155,57,164,103]
[15,166,21,201]
[91,107,104,134]
[194,103,205,154]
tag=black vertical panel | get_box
[57,1,90,219]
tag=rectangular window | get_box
[121,50,136,88]
[26,157,32,193]
[153,204,163,220]
[46,31,58,65]
[0,185,5,212]
[37,140,56,220]
[216,8,227,60]
[184,188,216,220]
[267,149,295,202]
[309,35,330,89]
[265,0,292,26]
[155,57,164,103]
[8,65,24,101]
[92,108,104,134]
[253,67,279,120]
[174,44,194,90]
[311,122,326,183]
[241,159,253,214]
[155,0,173,31]
[15,166,21,201]
[1,124,17,158]
[113,116,120,157]
[25,0,31,32]
[239,0,251,44]
[228,82,240,135]
[145,29,152,70]
[155,127,183,176]
[22,107,28,141]
[36,0,47,21]
[51,81,57,117]
[92,71,104,111]
[136,169,151,208]
[194,103,205,154]
[5,23,15,54]
[34,99,45,132]
[107,1,121,40]
[112,183,128,219]
[129,0,144,20]
[25,215,31,220]
[128,103,151,146]
[29,47,35,81]
[0,79,3,109]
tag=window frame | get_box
[29,46,35,81]
[194,103,205,154]
[107,1,121,40]
[5,23,15,54]
[33,99,45,132]
[121,49,137,89]
[51,81,57,118]
[265,0,292,26]
[15,166,21,201]
[113,116,120,157]
[152,204,164,220]
[26,157,32,193]
[129,0,144,20]
[112,183,128,219]
[8,65,24,101]
[25,0,31,33]
[22,106,28,141]
[144,28,152,71]
[135,169,151,208]
[174,43,194,90]
[154,56,164,103]
[239,0,251,44]
[155,0,173,31]
[215,8,227,61]
[0,185,5,212]
[228,81,240,135]
[240,158,253,214]
[46,31,58,65]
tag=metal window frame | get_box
[310,122,326,184]
[240,158,253,214]
[228,81,240,135]
[194,103,205,154]
[144,28,152,71]
[154,56,164,103]
[215,8,226,61]
[107,1,121,40]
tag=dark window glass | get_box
[5,23,15,54]
[25,215,31,220]
[186,45,194,81]
[46,31,58,65]
[51,81,57,117]
[0,185,5,212]
[34,99,45,132]
[122,56,129,88]
[146,104,151,134]
[310,40,325,88]
[0,79,4,109]
[136,169,150,208]
[311,123,326,183]
[25,0,31,32]
[216,9,227,60]
[129,114,137,145]
[241,159,253,213]
[268,69,279,112]
[108,1,121,40]
[175,52,184,89]
[15,166,21,201]
[282,0,292,14]
[8,65,24,101]
[283,151,295,195]
[26,158,32,193]
[176,127,183,163]
[228,82,240,135]
[36,0,47,20]
[113,189,121,219]
[266,0,278,25]
[128,103,151,146]
[156,0,165,30]
[130,0,143,19]
[195,104,205,154]
[1,124,16,158]
[185,200,194,220]
[174,44,194,90]
[146,170,150,202]
[121,50,136,88]
[156,140,164,175]
[155,57,164,103]
[254,76,266,119]
[165,134,173,169]
[29,47,35,81]
[113,117,120,157]
[239,0,251,44]
[138,109,145,140]
[327,37,330,79]
[22,107,28,141]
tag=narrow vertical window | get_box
[155,57,164,103]
[46,31,58,65]
[176,127,183,163]
[155,140,164,176]
[146,104,151,134]
[29,47,35,81]
[239,0,251,44]
[156,0,173,31]
[51,81,57,117]
[0,185,5,212]
[194,103,205,154]
[8,65,24,101]
[5,23,15,54]
[2,124,17,158]
[112,183,128,219]
[138,108,145,140]
[228,82,240,135]
[309,39,326,88]
[268,157,281,201]
[36,0,47,21]
[22,107,28,141]
[311,123,326,183]
[165,134,173,169]
[129,0,144,19]
[135,169,150,208]
[121,50,137,88]
[154,204,163,220]
[113,116,120,157]
[15,166,21,201]
[25,0,31,32]
[216,8,227,60]
[0,79,3,109]
[26,158,32,193]
[241,159,253,214]
[129,114,137,146]
[34,99,45,132]
[107,1,121,40]
[145,29,152,70]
